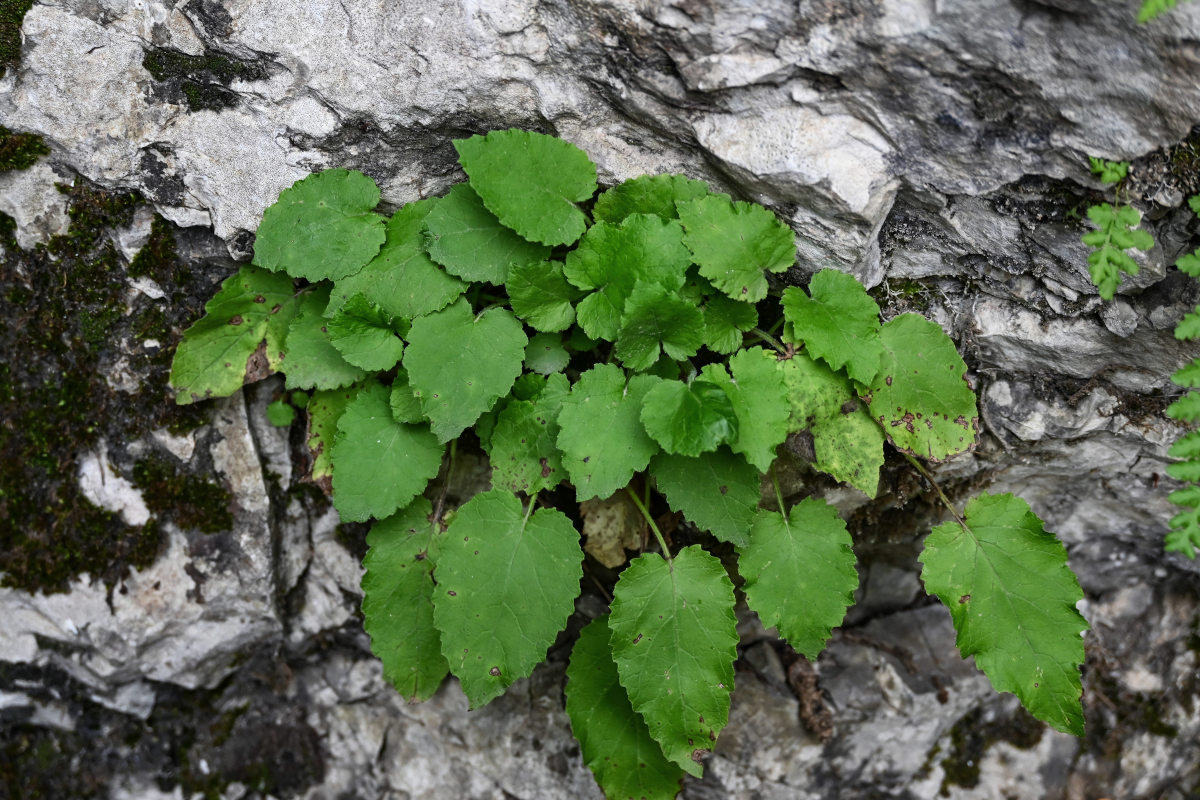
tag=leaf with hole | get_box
[170,266,295,404]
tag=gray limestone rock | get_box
[2,1,1200,799]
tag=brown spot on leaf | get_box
[489,666,501,676]
[633,633,643,644]
[228,314,243,325]
[254,294,266,303]
[959,594,970,603]
[719,485,728,495]
[885,375,893,386]
[447,590,457,596]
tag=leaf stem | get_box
[771,469,788,516]
[750,327,787,355]
[431,439,458,527]
[902,452,967,529]
[626,486,671,563]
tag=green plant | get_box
[1081,157,1154,300]
[171,130,1089,799]
[1081,149,1200,559]
[1139,0,1195,22]
[1163,195,1200,558]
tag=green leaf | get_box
[639,378,738,457]
[1190,194,1200,216]
[362,499,449,701]
[266,400,295,427]
[1088,157,1129,184]
[170,266,295,404]
[506,260,578,332]
[487,373,569,494]
[1174,359,1200,388]
[1139,0,1184,24]
[615,282,705,371]
[777,353,883,496]
[423,183,552,284]
[565,616,686,800]
[738,498,858,659]
[565,215,694,341]
[306,386,359,483]
[1177,307,1200,340]
[524,332,570,375]
[702,351,790,473]
[264,293,302,371]
[1177,250,1200,277]
[330,382,444,522]
[1167,392,1200,422]
[253,169,386,281]
[557,364,662,500]
[677,194,794,302]
[403,299,528,442]
[455,129,598,246]
[593,173,711,224]
[866,314,978,461]
[280,287,368,391]
[325,294,405,372]
[609,546,738,776]
[651,449,760,547]
[920,493,1088,735]
[330,199,466,321]
[782,269,884,384]
[1167,486,1200,558]
[702,293,758,354]
[389,369,424,424]
[432,490,583,707]
[812,402,885,498]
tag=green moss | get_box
[937,706,1044,794]
[0,125,50,172]
[142,47,266,112]
[0,0,32,78]
[132,459,233,534]
[0,179,212,593]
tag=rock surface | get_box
[2,1,1200,799]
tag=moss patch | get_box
[142,47,267,112]
[133,459,232,534]
[0,0,33,79]
[0,179,213,594]
[937,706,1044,794]
[0,125,50,173]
